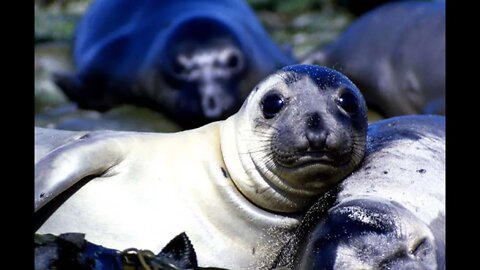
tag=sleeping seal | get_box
[54,0,295,128]
[303,1,445,116]
[35,64,367,269]
[273,115,445,270]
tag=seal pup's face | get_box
[228,64,367,213]
[170,42,245,119]
[157,18,246,128]
[296,198,439,270]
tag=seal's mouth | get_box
[275,150,350,169]
[290,152,334,167]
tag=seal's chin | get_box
[270,160,350,192]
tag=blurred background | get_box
[35,0,431,132]
[34,0,361,132]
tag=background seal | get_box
[303,1,445,117]
[54,0,296,128]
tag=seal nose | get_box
[306,113,328,150]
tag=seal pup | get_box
[303,1,445,117]
[274,115,445,270]
[35,64,368,269]
[54,0,295,128]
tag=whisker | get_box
[253,119,280,131]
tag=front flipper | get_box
[53,71,121,112]
[52,72,83,104]
[35,127,90,163]
[35,130,129,213]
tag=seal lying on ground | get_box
[54,0,295,129]
[273,115,445,270]
[35,65,368,269]
[303,1,445,117]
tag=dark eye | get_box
[337,91,358,115]
[226,53,239,69]
[261,93,284,119]
[172,59,184,75]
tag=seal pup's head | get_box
[221,64,367,213]
[294,197,440,270]
[158,17,246,127]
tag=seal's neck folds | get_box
[220,113,313,213]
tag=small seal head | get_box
[297,198,439,270]
[160,17,246,125]
[222,64,368,213]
